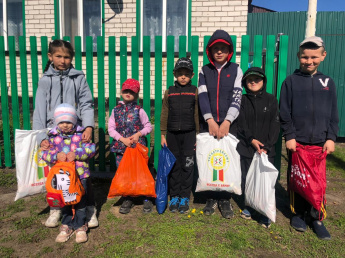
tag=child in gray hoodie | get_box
[33,39,97,229]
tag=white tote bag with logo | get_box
[15,129,51,201]
[245,152,278,222]
[196,133,241,195]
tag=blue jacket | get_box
[33,65,94,144]
[198,30,243,125]
[280,69,339,144]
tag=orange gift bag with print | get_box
[108,143,156,198]
[46,161,85,207]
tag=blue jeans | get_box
[61,178,88,230]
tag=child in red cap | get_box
[108,79,153,213]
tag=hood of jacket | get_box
[206,30,234,66]
[241,67,267,95]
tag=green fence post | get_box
[75,36,82,70]
[203,36,211,66]
[8,36,20,132]
[253,35,263,68]
[265,35,276,94]
[108,36,116,171]
[240,35,250,73]
[120,36,127,86]
[143,36,151,155]
[63,36,70,42]
[0,36,12,167]
[19,36,31,130]
[179,35,187,58]
[86,36,94,170]
[230,35,237,63]
[41,36,48,72]
[30,36,39,108]
[154,36,162,169]
[191,36,199,86]
[166,36,175,89]
[131,36,139,80]
[97,36,106,171]
[275,35,289,173]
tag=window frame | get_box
[137,0,192,52]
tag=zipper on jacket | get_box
[216,69,222,122]
[179,90,181,130]
[60,71,63,104]
[310,75,315,142]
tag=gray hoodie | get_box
[33,64,94,144]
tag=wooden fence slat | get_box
[0,36,11,167]
[179,35,187,58]
[143,36,151,156]
[191,36,199,86]
[240,35,250,74]
[230,35,237,63]
[41,36,48,72]
[108,36,116,171]
[131,36,139,80]
[75,36,82,70]
[265,35,276,94]
[63,36,70,42]
[30,36,39,108]
[8,36,20,132]
[19,36,31,130]
[154,36,162,169]
[86,36,94,170]
[97,36,106,171]
[253,35,263,68]
[203,36,211,66]
[167,36,175,89]
[120,36,127,87]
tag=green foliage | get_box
[0,171,16,187]
[17,227,50,244]
[0,246,15,257]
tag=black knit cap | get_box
[174,57,193,72]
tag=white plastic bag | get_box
[15,129,51,201]
[196,133,241,194]
[245,152,278,222]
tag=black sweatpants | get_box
[240,155,275,210]
[167,130,196,199]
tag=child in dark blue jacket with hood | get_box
[198,29,243,219]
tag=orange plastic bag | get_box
[46,161,85,207]
[108,143,156,198]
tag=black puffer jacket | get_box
[236,67,280,158]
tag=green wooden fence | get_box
[0,35,289,171]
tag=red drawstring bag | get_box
[289,143,327,219]
[108,143,156,198]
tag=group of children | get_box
[32,29,338,243]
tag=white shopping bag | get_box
[14,129,51,201]
[245,152,278,222]
[196,133,241,195]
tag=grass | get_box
[0,171,16,187]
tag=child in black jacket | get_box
[161,57,199,214]
[236,67,280,228]
[280,36,339,240]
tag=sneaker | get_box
[312,220,331,240]
[240,209,252,220]
[203,199,218,216]
[75,225,88,243]
[45,208,62,228]
[260,216,272,229]
[55,225,74,243]
[119,199,134,214]
[86,206,99,228]
[291,215,307,232]
[218,199,234,219]
[169,197,180,213]
[143,199,153,213]
[178,198,190,214]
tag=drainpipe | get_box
[305,0,317,38]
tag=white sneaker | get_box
[75,225,88,243]
[55,225,74,243]
[45,208,62,228]
[86,206,98,228]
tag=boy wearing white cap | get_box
[280,36,339,240]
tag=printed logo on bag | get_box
[30,147,49,186]
[290,164,310,188]
[207,149,230,183]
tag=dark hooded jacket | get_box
[198,30,243,131]
[280,69,339,144]
[236,67,280,158]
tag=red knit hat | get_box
[122,79,140,93]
